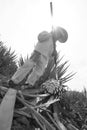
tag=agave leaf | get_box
[33,114,45,130]
[17,96,56,130]
[22,88,43,95]
[57,61,69,77]
[0,44,6,57]
[15,109,31,118]
[0,88,17,130]
[56,55,64,65]
[47,52,74,85]
[18,56,24,67]
[0,85,8,92]
[22,92,49,98]
[53,103,67,130]
[35,98,60,109]
[58,64,70,78]
[67,123,79,130]
[60,72,76,84]
[47,112,60,129]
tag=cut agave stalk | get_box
[0,88,17,130]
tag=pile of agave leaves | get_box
[0,52,87,130]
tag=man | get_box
[9,27,68,88]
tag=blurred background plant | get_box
[0,41,17,86]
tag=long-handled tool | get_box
[50,1,58,80]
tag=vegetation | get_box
[0,41,87,130]
[0,42,17,86]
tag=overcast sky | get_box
[0,0,87,91]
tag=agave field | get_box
[0,42,87,130]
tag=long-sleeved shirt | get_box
[11,31,54,86]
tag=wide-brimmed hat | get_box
[52,27,68,43]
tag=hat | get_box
[52,27,68,43]
[38,31,51,42]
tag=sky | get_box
[0,0,87,91]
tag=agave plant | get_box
[0,44,75,130]
[0,41,17,88]
[0,41,17,78]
